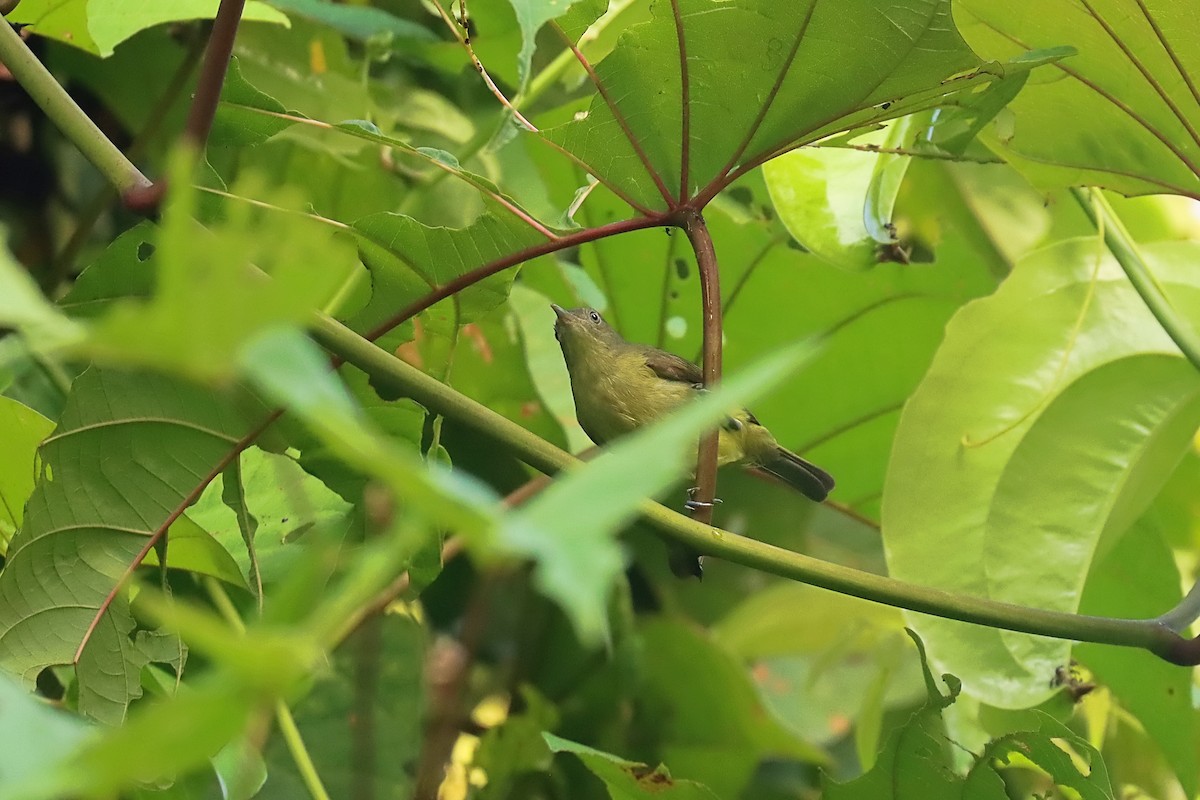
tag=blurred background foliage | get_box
[1,0,1200,798]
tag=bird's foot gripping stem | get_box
[684,487,722,512]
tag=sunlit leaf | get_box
[883,239,1200,707]
[0,397,53,555]
[10,0,289,57]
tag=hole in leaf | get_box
[136,241,156,262]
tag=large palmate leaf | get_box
[539,0,1003,211]
[0,370,268,724]
[883,238,1200,707]
[955,0,1200,198]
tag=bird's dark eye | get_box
[723,417,743,432]
[589,311,601,323]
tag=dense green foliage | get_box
[1,0,1199,798]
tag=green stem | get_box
[1070,187,1200,372]
[203,579,331,800]
[310,314,1195,665]
[0,20,150,192]
[1072,186,1200,637]
[276,700,332,800]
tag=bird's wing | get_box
[638,346,704,387]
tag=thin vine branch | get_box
[430,0,536,132]
[0,20,151,193]
[311,312,1200,667]
[1070,187,1200,371]
[818,141,1005,165]
[205,578,332,800]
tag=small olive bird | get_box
[551,304,834,577]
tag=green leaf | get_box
[883,239,1200,707]
[824,631,959,800]
[187,447,352,591]
[763,118,914,271]
[257,611,425,799]
[961,715,1116,800]
[713,583,904,662]
[540,0,988,210]
[27,679,257,800]
[263,0,438,44]
[505,0,592,86]
[633,619,827,798]
[10,0,289,57]
[142,516,250,590]
[237,328,501,538]
[0,397,53,555]
[0,369,267,723]
[58,222,157,319]
[1076,520,1198,797]
[212,58,296,148]
[504,342,817,644]
[0,673,90,797]
[0,244,86,358]
[348,204,552,338]
[954,0,1200,199]
[544,732,722,800]
[88,167,356,382]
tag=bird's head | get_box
[551,304,623,367]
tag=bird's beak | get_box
[550,303,568,320]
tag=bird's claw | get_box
[684,487,722,512]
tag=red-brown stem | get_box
[73,408,282,663]
[681,209,721,526]
[184,0,245,150]
[551,22,676,208]
[668,0,690,202]
[361,213,668,345]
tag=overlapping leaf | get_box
[955,0,1200,198]
[883,238,1200,707]
[0,370,268,723]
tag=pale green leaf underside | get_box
[883,239,1200,707]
